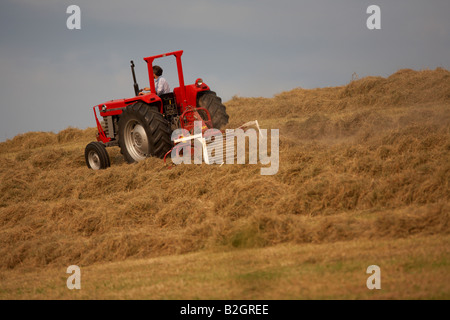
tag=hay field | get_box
[0,68,449,299]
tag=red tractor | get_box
[85,50,229,170]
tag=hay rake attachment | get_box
[164,120,262,167]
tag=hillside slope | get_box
[0,67,449,274]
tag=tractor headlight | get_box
[195,78,203,87]
[101,105,107,113]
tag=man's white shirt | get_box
[155,77,170,95]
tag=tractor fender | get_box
[174,84,210,108]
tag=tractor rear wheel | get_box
[85,142,110,170]
[198,92,229,129]
[118,102,172,163]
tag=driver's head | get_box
[153,65,163,78]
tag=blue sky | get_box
[0,0,449,141]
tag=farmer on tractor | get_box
[85,50,229,170]
[139,65,170,96]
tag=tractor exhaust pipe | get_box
[130,60,140,96]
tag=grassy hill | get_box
[0,68,449,299]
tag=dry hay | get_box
[0,67,449,270]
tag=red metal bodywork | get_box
[179,106,212,133]
[93,105,110,143]
[94,50,211,143]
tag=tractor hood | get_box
[98,94,161,117]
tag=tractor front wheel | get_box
[118,102,172,163]
[85,142,110,170]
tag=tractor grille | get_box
[101,119,109,137]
